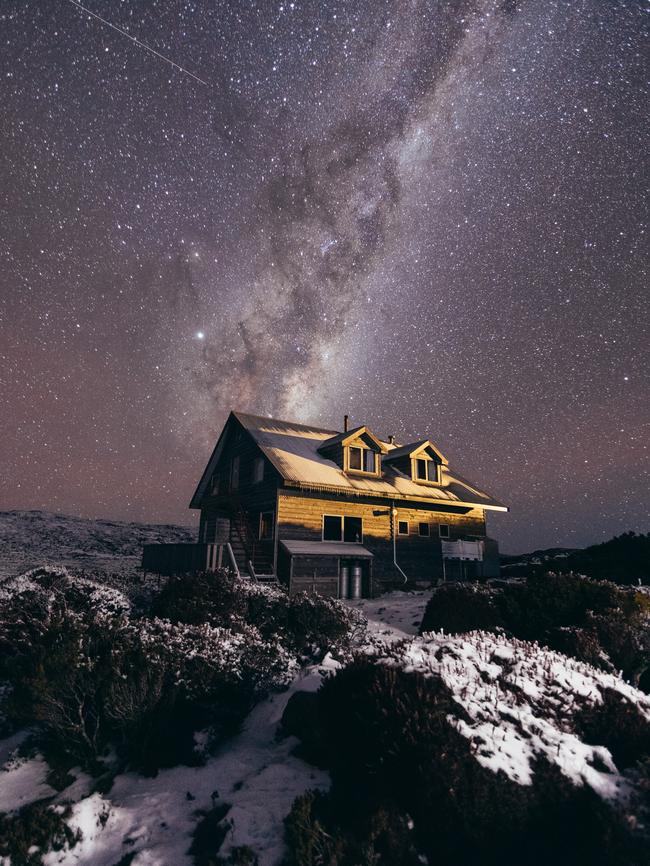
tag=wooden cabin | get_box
[169,411,507,597]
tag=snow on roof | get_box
[233,412,506,511]
[281,540,373,558]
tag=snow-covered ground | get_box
[0,510,194,579]
[0,594,429,866]
[1,589,648,864]
[0,661,336,866]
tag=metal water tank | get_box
[339,565,349,599]
[350,563,363,599]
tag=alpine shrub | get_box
[283,659,647,866]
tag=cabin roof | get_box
[319,425,387,453]
[382,439,448,465]
[191,411,506,512]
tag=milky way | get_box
[1,0,647,551]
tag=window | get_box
[348,446,377,474]
[418,522,430,537]
[259,510,274,540]
[344,515,362,543]
[398,520,409,535]
[416,458,439,483]
[439,524,450,538]
[210,472,220,495]
[322,515,363,543]
[253,457,264,484]
[203,513,217,542]
[230,456,240,490]
[349,446,362,470]
[323,515,342,541]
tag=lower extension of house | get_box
[142,411,509,597]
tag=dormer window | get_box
[349,446,376,474]
[416,458,439,483]
[317,424,385,475]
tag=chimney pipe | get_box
[388,435,395,445]
[343,414,349,432]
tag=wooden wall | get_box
[277,488,486,587]
[198,419,279,571]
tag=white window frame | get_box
[397,520,409,536]
[322,514,363,543]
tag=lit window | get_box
[322,515,363,543]
[259,511,274,540]
[253,457,264,484]
[419,522,430,537]
[398,520,409,535]
[439,524,450,538]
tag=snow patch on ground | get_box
[0,733,56,812]
[26,661,333,866]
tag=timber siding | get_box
[198,425,280,573]
[277,488,486,587]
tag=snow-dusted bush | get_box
[0,568,297,771]
[284,630,650,865]
[0,802,80,865]
[151,570,365,660]
[420,574,650,686]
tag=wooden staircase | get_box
[229,501,275,578]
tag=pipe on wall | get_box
[391,501,409,585]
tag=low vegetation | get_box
[282,631,650,866]
[420,574,650,687]
[0,802,80,866]
[503,531,650,584]
[0,567,361,774]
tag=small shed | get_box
[278,539,373,598]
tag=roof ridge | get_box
[232,409,341,436]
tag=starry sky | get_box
[1,0,648,553]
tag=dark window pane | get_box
[323,515,342,541]
[416,459,427,480]
[253,457,264,484]
[427,461,438,482]
[231,456,240,489]
[398,521,409,535]
[260,511,274,540]
[419,522,430,536]
[364,450,375,472]
[349,447,362,470]
[439,524,450,538]
[344,516,363,543]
